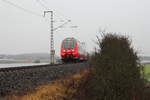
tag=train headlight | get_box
[72,49,74,52]
[63,50,66,52]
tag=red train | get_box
[60,37,87,62]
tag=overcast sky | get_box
[0,0,150,56]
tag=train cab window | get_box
[62,39,76,49]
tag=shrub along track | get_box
[0,62,88,97]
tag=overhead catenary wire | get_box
[36,0,79,30]
[36,0,74,30]
[36,0,70,21]
[36,0,49,10]
[1,0,42,17]
[53,20,71,31]
[37,0,79,30]
[36,0,77,31]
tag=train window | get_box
[62,40,75,48]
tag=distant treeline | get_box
[140,56,150,61]
[0,53,59,63]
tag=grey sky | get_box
[0,0,150,56]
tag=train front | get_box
[60,38,78,62]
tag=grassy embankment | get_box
[144,64,150,81]
[2,64,150,100]
[3,69,89,100]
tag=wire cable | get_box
[38,0,79,29]
[36,0,49,10]
[2,0,42,17]
[36,0,70,21]
[36,0,78,30]
[53,20,71,31]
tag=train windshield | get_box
[62,39,76,49]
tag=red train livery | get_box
[60,37,87,62]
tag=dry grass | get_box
[2,69,89,100]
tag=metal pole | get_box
[44,11,55,64]
[44,11,71,64]
[50,11,55,64]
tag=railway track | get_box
[0,63,63,72]
[0,62,85,72]
[0,62,88,97]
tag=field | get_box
[144,64,150,81]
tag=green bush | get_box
[88,33,144,100]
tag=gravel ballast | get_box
[0,62,88,97]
